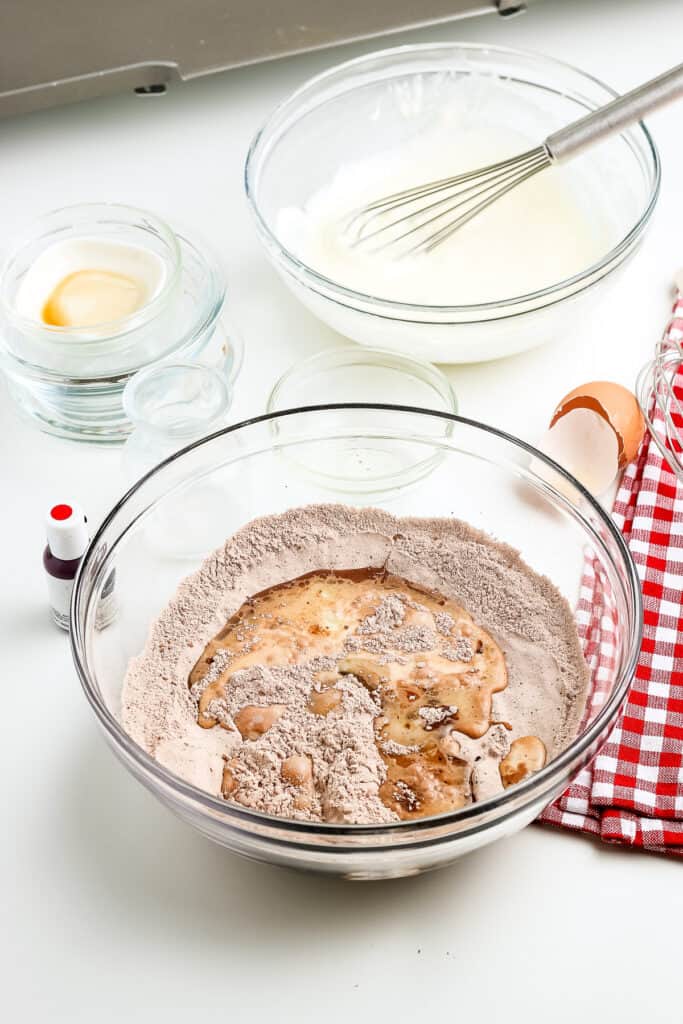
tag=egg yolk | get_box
[41,269,145,328]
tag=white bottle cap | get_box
[46,502,89,561]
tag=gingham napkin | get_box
[540,293,683,856]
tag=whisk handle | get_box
[545,62,683,162]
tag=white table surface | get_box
[3,0,683,1019]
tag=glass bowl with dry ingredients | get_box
[71,406,641,879]
[245,43,659,363]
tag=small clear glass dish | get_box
[121,361,237,558]
[245,43,660,363]
[71,405,642,879]
[267,346,457,493]
[122,361,235,481]
[0,203,243,443]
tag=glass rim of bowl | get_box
[71,403,643,840]
[267,345,458,415]
[244,41,661,320]
[0,201,183,343]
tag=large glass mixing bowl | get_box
[245,43,660,363]
[71,406,642,878]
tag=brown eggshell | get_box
[550,381,645,466]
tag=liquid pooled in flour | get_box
[190,569,547,821]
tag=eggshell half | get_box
[550,381,645,466]
[539,407,620,497]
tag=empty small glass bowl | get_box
[122,361,234,481]
[245,43,660,363]
[266,346,457,493]
[71,405,642,879]
[121,361,237,558]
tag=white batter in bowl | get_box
[246,43,659,363]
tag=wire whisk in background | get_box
[343,63,683,259]
[637,275,683,482]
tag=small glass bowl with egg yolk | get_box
[0,203,243,443]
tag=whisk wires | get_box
[344,145,551,258]
[638,332,683,477]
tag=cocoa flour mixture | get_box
[122,505,589,824]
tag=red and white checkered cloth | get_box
[540,293,683,856]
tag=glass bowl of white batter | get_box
[71,405,642,878]
[245,43,660,363]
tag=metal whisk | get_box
[344,63,683,258]
[637,279,683,482]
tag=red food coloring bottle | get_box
[43,502,89,630]
[43,502,116,631]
